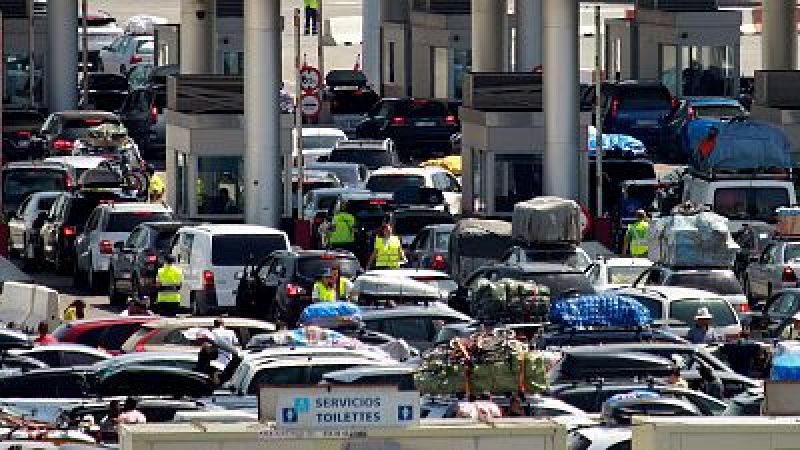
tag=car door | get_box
[116,228,143,284]
[40,195,61,257]
[257,257,285,305]
[8,196,29,250]
[76,209,100,271]
[172,232,195,304]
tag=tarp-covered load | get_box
[549,293,652,328]
[588,125,647,157]
[648,212,739,267]
[449,218,513,285]
[299,302,362,328]
[688,119,793,172]
[470,278,550,323]
[415,331,547,395]
[512,197,582,245]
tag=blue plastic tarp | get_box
[299,301,362,325]
[588,125,647,157]
[549,293,653,328]
[687,119,792,171]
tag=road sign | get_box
[299,66,322,92]
[261,386,420,430]
[300,93,321,117]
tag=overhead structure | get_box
[362,0,382,89]
[471,0,505,71]
[543,0,579,201]
[515,0,543,71]
[244,0,282,226]
[180,0,216,74]
[762,0,797,70]
[47,0,78,112]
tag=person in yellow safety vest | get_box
[147,166,165,203]
[155,254,183,316]
[624,209,650,257]
[63,299,86,321]
[327,201,356,251]
[304,0,319,35]
[312,267,351,302]
[367,223,406,269]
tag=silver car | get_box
[745,239,800,302]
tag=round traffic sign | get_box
[300,93,321,117]
[299,66,322,92]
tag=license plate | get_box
[415,121,436,127]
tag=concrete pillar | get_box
[763,0,797,70]
[515,0,542,71]
[543,0,579,201]
[244,0,282,226]
[362,0,382,88]
[180,0,215,74]
[471,0,505,72]
[47,0,78,112]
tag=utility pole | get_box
[293,8,304,221]
[27,0,34,108]
[317,0,324,80]
[594,5,604,219]
[81,0,89,108]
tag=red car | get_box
[52,317,156,354]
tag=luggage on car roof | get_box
[688,119,793,172]
[470,278,550,324]
[512,197,582,245]
[549,293,652,328]
[648,211,739,268]
[448,218,513,284]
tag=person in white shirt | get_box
[210,318,239,366]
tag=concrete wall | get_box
[632,416,800,450]
[382,22,408,98]
[409,11,470,99]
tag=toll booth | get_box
[605,6,741,97]
[165,75,293,222]
[459,73,591,217]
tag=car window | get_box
[383,317,432,342]
[608,266,649,285]
[769,293,800,316]
[99,324,141,350]
[666,272,743,296]
[28,350,61,367]
[412,230,430,251]
[329,150,391,170]
[212,234,288,266]
[248,367,309,393]
[64,351,105,366]
[714,188,790,224]
[784,244,800,263]
[125,229,143,247]
[694,105,744,119]
[434,231,450,251]
[624,294,664,320]
[669,299,737,327]
[367,175,425,194]
[74,327,106,347]
[2,169,68,214]
[162,329,191,345]
[106,212,172,232]
[644,269,665,285]
[296,258,361,279]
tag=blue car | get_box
[600,81,674,153]
[661,97,747,162]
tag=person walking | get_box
[327,201,356,252]
[687,307,719,344]
[304,0,319,35]
[623,209,650,257]
[154,255,183,316]
[210,318,239,366]
[367,223,406,269]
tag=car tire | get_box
[108,267,126,306]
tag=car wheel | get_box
[108,267,126,306]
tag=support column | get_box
[180,0,215,74]
[362,0,381,89]
[47,0,77,112]
[244,0,282,226]
[471,0,505,72]
[543,0,579,201]
[763,0,797,70]
[515,0,542,71]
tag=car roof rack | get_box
[686,166,792,181]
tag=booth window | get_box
[197,157,244,215]
[223,52,244,75]
[471,148,484,213]
[388,42,396,83]
[494,154,543,213]
[175,152,187,215]
[453,49,471,100]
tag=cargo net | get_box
[415,328,547,396]
[470,278,550,324]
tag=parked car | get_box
[77,73,129,112]
[8,191,60,265]
[355,98,459,160]
[585,257,653,291]
[306,162,367,189]
[108,221,195,304]
[98,34,154,75]
[633,266,749,312]
[361,303,471,351]
[52,317,156,353]
[327,139,399,171]
[32,110,123,157]
[407,223,455,271]
[39,190,123,273]
[598,80,674,153]
[119,317,275,353]
[9,344,110,368]
[661,97,747,161]
[744,238,800,303]
[296,127,347,164]
[169,224,290,315]
[2,110,45,162]
[235,249,361,324]
[367,166,462,215]
[73,202,174,291]
[1,161,74,219]
[117,82,167,159]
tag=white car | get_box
[74,202,173,290]
[306,162,367,189]
[633,266,749,313]
[79,14,124,71]
[586,257,653,291]
[169,224,290,314]
[99,34,154,75]
[353,269,458,302]
[568,426,631,450]
[617,286,742,340]
[366,166,462,215]
[44,155,108,181]
[295,127,347,164]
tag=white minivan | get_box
[169,224,290,315]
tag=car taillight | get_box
[150,105,158,124]
[53,139,73,151]
[445,115,457,125]
[99,240,113,254]
[313,216,323,225]
[610,97,620,119]
[202,270,215,289]
[287,283,307,297]
[687,105,696,120]
[369,199,387,205]
[671,96,679,110]
[63,226,77,237]
[431,254,446,271]
[737,303,750,313]
[390,116,409,126]
[784,266,798,283]
[146,254,158,264]
[16,131,31,138]
[130,54,143,65]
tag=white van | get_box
[169,224,290,315]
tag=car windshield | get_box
[667,272,743,296]
[303,135,344,150]
[367,175,425,194]
[522,272,595,298]
[669,299,737,327]
[434,231,451,251]
[297,257,361,279]
[212,235,287,266]
[313,166,359,184]
[617,86,671,111]
[608,266,650,285]
[329,150,391,170]
[694,105,744,119]
[34,196,57,213]
[315,195,339,212]
[106,212,172,232]
[784,244,800,263]
[714,188,790,223]
[522,250,591,271]
[3,169,67,213]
